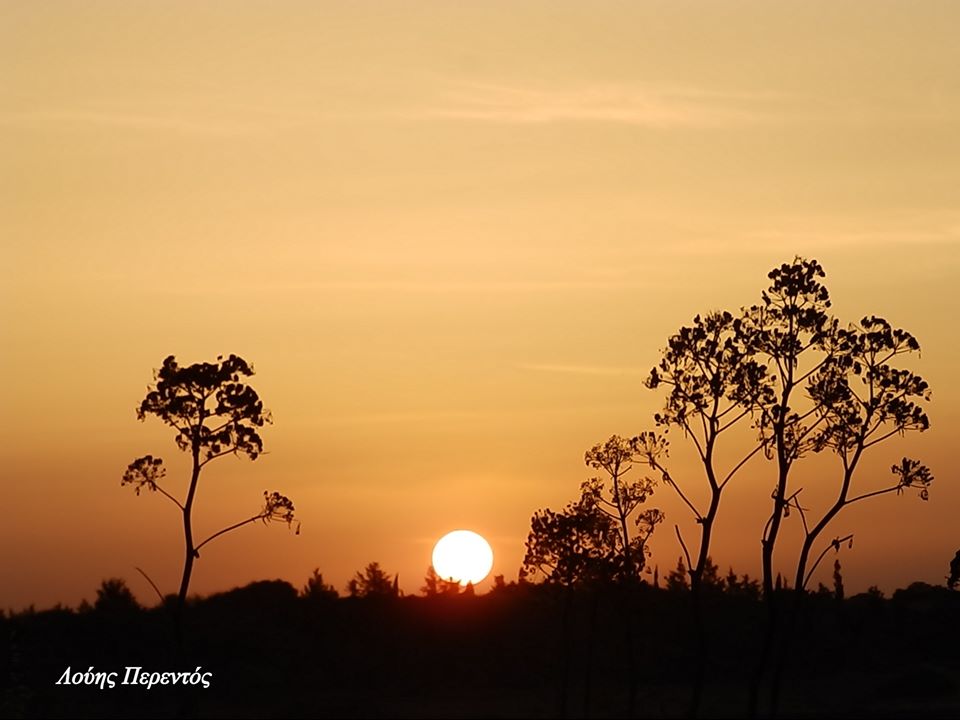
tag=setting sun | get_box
[431,530,494,586]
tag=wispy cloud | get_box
[311,410,489,427]
[517,363,646,376]
[741,227,960,250]
[414,82,771,128]
[0,107,265,137]
[125,277,661,297]
[0,80,776,136]
[648,213,960,259]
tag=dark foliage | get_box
[93,579,139,615]
[522,435,663,587]
[3,580,958,719]
[347,562,399,598]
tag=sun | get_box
[432,530,494,586]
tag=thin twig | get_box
[152,484,185,511]
[720,443,765,488]
[135,566,166,606]
[674,524,694,575]
[847,484,902,505]
[803,533,854,589]
[654,464,703,522]
[194,513,263,553]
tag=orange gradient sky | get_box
[2,1,958,609]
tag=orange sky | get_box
[2,1,958,609]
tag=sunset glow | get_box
[1,1,957,613]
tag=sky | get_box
[2,0,958,609]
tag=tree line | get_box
[112,256,948,718]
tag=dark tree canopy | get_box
[523,495,624,587]
[949,550,960,591]
[523,436,663,587]
[301,569,339,602]
[94,578,139,614]
[422,565,465,597]
[348,562,399,598]
[137,354,270,462]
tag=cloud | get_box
[311,410,488,427]
[0,80,776,136]
[0,107,265,137]
[517,363,646,376]
[414,82,769,128]
[741,227,960,250]
[651,213,960,259]
[128,276,661,297]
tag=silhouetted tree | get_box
[301,569,339,602]
[644,259,933,717]
[832,559,845,601]
[730,258,840,717]
[421,565,462,597]
[665,556,688,592]
[724,568,761,600]
[738,259,836,600]
[523,496,619,587]
[522,437,663,587]
[122,354,298,617]
[347,562,398,598]
[740,261,933,717]
[644,312,772,589]
[792,317,932,592]
[949,550,960,591]
[581,435,664,579]
[663,556,732,595]
[94,578,139,613]
[643,308,772,716]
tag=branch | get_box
[595,496,618,511]
[788,411,827,452]
[773,354,787,383]
[595,504,619,520]
[847,484,903,505]
[795,352,833,386]
[199,446,240,467]
[205,418,235,435]
[715,400,742,421]
[863,426,909,450]
[795,404,823,425]
[717,406,752,434]
[169,419,191,437]
[674,524,694,574]
[680,419,706,461]
[194,513,263,554]
[877,348,903,366]
[720,443,765,489]
[762,509,775,544]
[848,385,870,413]
[786,489,809,535]
[152,483,185,511]
[656,465,703,522]
[803,534,854,589]
[135,566,166,606]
